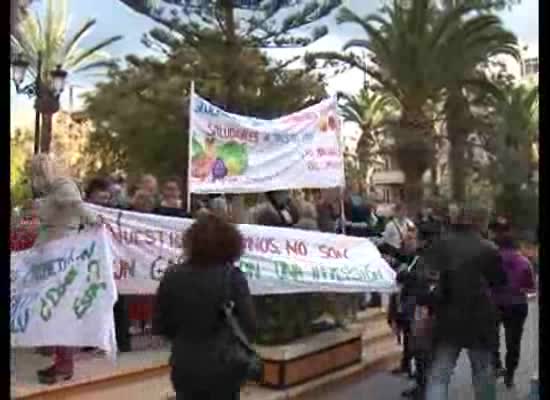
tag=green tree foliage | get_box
[339,86,398,184]
[489,84,538,228]
[308,1,464,208]
[436,0,519,204]
[11,0,122,153]
[309,0,521,209]
[436,0,521,11]
[119,0,341,111]
[11,129,33,206]
[83,42,327,182]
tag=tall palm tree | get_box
[11,0,122,153]
[339,86,398,185]
[331,0,475,209]
[488,83,538,228]
[313,0,518,209]
[493,84,539,184]
[439,1,519,203]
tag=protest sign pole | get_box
[186,81,195,214]
[340,188,347,235]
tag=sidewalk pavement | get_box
[298,299,538,400]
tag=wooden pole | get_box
[186,81,195,214]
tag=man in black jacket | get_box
[422,205,507,400]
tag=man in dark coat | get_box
[422,205,507,400]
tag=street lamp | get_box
[51,65,68,96]
[11,54,29,88]
[11,52,68,154]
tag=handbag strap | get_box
[222,267,256,353]
[393,219,405,245]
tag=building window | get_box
[383,188,390,203]
[523,57,539,76]
[384,157,391,171]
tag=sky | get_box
[10,0,539,131]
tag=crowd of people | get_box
[11,154,538,400]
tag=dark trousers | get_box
[176,390,239,400]
[368,292,382,307]
[414,351,429,388]
[493,303,528,374]
[401,322,413,373]
[114,295,131,352]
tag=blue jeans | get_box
[426,344,496,400]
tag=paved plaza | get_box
[298,299,538,400]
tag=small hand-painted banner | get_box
[189,91,345,193]
[11,227,118,356]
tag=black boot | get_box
[37,365,73,385]
[504,371,515,389]
[401,386,418,398]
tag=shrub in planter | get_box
[254,293,360,345]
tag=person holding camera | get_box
[383,204,418,378]
[422,206,507,400]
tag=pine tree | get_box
[119,0,341,111]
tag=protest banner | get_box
[11,227,118,355]
[189,91,345,193]
[86,204,396,295]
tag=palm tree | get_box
[339,86,398,186]
[493,84,539,184]
[312,0,519,209]
[330,1,468,209]
[439,2,519,203]
[11,0,122,153]
[489,83,538,228]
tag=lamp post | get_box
[11,52,68,154]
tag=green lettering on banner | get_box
[239,259,260,279]
[39,267,78,322]
[74,257,108,319]
[73,282,107,319]
[311,266,328,281]
[275,261,303,281]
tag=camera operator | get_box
[421,205,507,400]
[397,226,442,399]
[385,221,419,378]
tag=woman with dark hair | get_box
[154,213,256,400]
[492,229,536,388]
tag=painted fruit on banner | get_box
[191,137,249,182]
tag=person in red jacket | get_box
[10,199,40,252]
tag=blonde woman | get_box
[31,154,97,384]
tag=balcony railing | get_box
[372,170,405,185]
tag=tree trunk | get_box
[10,0,18,34]
[220,0,238,112]
[36,88,60,154]
[40,112,53,153]
[393,108,435,213]
[430,163,439,197]
[446,90,471,205]
[448,132,467,204]
[403,176,425,215]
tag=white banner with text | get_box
[11,228,118,354]
[189,92,345,193]
[89,204,396,295]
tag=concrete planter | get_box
[257,329,363,389]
